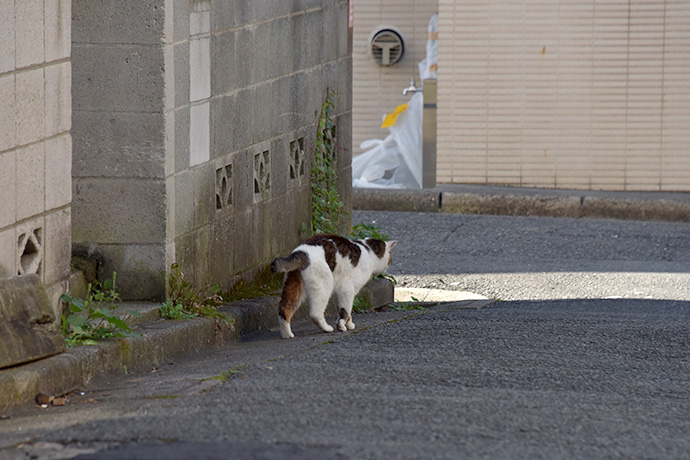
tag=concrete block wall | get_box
[72,0,352,299]
[166,0,353,294]
[0,0,73,314]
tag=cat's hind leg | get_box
[278,270,304,339]
[307,282,334,334]
[335,287,356,332]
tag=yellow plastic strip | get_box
[381,103,409,128]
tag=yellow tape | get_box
[381,103,409,128]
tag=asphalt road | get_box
[355,210,690,301]
[1,211,688,460]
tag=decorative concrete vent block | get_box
[289,137,305,181]
[17,227,42,276]
[253,150,270,200]
[215,163,232,210]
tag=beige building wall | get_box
[0,0,73,312]
[437,0,690,191]
[352,0,439,156]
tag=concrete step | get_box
[0,278,394,411]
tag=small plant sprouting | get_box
[352,295,373,313]
[351,222,390,241]
[388,296,426,312]
[159,263,234,328]
[302,90,349,237]
[223,265,283,302]
[158,299,196,320]
[60,273,140,348]
[389,303,426,312]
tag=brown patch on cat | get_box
[323,239,337,271]
[304,234,330,245]
[271,250,309,273]
[332,235,362,266]
[338,307,350,322]
[278,270,303,324]
[304,234,362,268]
[364,238,386,259]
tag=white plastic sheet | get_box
[418,13,438,81]
[353,14,438,190]
[352,92,423,189]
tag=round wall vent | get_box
[370,29,404,66]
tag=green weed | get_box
[223,265,283,302]
[351,222,390,241]
[352,295,373,313]
[159,263,234,328]
[158,299,196,320]
[388,296,426,312]
[302,91,349,237]
[60,273,140,348]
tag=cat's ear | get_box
[387,240,398,250]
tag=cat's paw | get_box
[279,318,294,339]
[311,315,334,333]
[346,320,355,330]
[337,319,347,332]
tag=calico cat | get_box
[271,234,397,339]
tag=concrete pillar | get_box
[72,0,167,299]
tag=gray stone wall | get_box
[72,0,352,299]
[0,0,73,313]
[71,0,167,300]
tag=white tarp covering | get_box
[353,14,438,190]
[419,13,438,81]
[352,92,423,189]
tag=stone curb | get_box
[353,185,690,222]
[0,279,393,411]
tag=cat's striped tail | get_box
[271,250,309,273]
